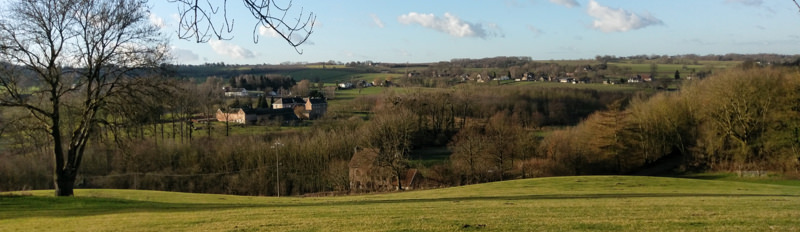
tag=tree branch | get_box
[169,0,315,54]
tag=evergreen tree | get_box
[257,95,268,108]
[230,98,242,108]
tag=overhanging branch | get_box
[170,0,315,54]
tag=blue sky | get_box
[149,0,800,64]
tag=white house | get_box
[338,82,353,89]
[224,88,248,97]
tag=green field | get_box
[509,81,645,92]
[3,176,799,231]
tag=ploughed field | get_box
[2,176,799,231]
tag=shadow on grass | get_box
[3,192,798,220]
[0,195,260,220]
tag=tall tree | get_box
[448,126,491,184]
[649,63,658,78]
[0,0,167,196]
[361,104,418,190]
[586,100,635,173]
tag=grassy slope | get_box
[2,176,799,231]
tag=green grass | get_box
[3,176,799,231]
[511,81,645,92]
[682,172,800,187]
[284,69,359,83]
[332,86,388,100]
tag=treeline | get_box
[598,53,800,65]
[228,74,296,91]
[531,67,800,176]
[166,64,303,79]
[3,68,797,194]
[0,85,633,193]
[449,56,534,68]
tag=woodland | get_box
[3,55,799,195]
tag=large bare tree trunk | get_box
[54,170,76,196]
[0,0,167,196]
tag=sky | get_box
[149,0,800,65]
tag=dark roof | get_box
[219,108,245,114]
[235,108,297,120]
[243,107,296,116]
[275,97,305,104]
[401,169,419,188]
[306,98,327,104]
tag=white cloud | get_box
[209,40,255,59]
[526,25,543,37]
[149,13,166,29]
[587,0,663,32]
[370,14,385,28]
[258,25,314,45]
[170,47,199,62]
[398,12,501,38]
[290,34,314,45]
[725,0,763,6]
[259,25,281,38]
[549,0,580,8]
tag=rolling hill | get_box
[2,176,799,231]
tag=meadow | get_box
[2,176,799,231]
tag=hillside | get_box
[2,176,799,231]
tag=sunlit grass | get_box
[3,176,799,231]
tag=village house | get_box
[223,87,248,97]
[628,74,653,84]
[338,82,353,89]
[215,108,252,124]
[272,97,306,109]
[304,97,328,119]
[216,107,299,124]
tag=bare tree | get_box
[448,126,491,184]
[361,105,418,190]
[0,0,168,196]
[169,0,315,53]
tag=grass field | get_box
[510,80,646,92]
[3,176,799,231]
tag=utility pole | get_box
[271,141,284,197]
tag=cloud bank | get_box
[209,40,255,59]
[549,0,580,8]
[398,12,502,38]
[587,0,663,32]
[170,47,199,62]
[725,0,763,6]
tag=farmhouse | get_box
[217,107,299,124]
[272,97,306,109]
[304,97,327,119]
[216,108,252,124]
